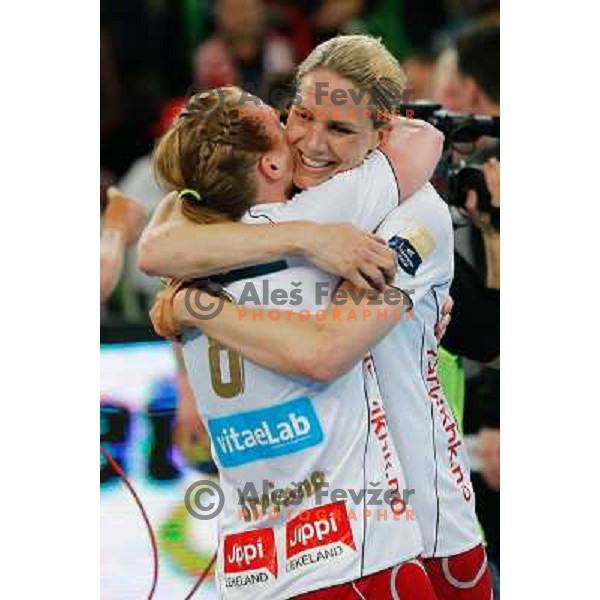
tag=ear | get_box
[369,124,386,150]
[376,124,390,145]
[258,152,283,183]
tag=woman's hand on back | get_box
[304,223,397,292]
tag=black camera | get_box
[398,103,501,229]
[447,163,500,231]
[398,103,499,143]
[448,163,492,211]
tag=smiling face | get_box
[285,69,381,189]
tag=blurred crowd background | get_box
[101,0,500,595]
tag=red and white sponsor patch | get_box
[286,502,356,559]
[224,527,278,577]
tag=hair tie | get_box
[179,188,203,203]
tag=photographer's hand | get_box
[464,159,500,289]
[435,297,454,343]
[483,158,500,208]
[464,158,500,232]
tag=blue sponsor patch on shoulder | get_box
[388,235,422,276]
[207,397,324,468]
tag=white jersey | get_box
[181,151,423,599]
[370,184,482,557]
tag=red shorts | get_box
[293,559,438,599]
[422,544,493,600]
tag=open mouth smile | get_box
[297,150,337,170]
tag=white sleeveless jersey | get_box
[370,184,482,557]
[181,151,423,599]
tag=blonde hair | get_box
[153,87,274,224]
[296,35,407,127]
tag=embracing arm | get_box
[381,117,444,200]
[170,283,409,382]
[137,193,313,278]
[137,194,395,289]
[137,121,441,282]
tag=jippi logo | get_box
[286,502,356,559]
[224,528,277,578]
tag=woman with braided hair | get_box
[152,88,293,228]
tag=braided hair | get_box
[153,87,274,224]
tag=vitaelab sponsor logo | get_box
[208,397,324,468]
[223,527,277,589]
[285,502,356,573]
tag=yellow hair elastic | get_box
[178,188,202,202]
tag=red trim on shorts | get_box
[292,559,439,599]
[422,544,493,600]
